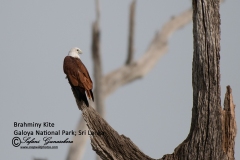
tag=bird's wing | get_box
[63,56,93,90]
[76,58,93,90]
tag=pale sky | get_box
[0,1,239,160]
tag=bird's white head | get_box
[68,47,82,59]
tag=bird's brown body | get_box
[63,56,94,107]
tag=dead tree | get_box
[67,0,236,160]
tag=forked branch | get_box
[103,8,192,97]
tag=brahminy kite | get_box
[63,47,94,107]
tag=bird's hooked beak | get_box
[78,49,83,55]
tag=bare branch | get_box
[222,86,237,159]
[103,8,192,97]
[92,21,104,117]
[125,0,136,65]
[73,99,154,160]
[92,1,104,159]
[66,116,88,160]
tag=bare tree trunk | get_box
[166,0,225,159]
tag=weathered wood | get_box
[160,0,235,159]
[187,0,223,159]
[74,99,155,160]
[222,86,237,160]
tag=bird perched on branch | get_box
[63,47,94,107]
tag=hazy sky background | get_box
[0,1,239,160]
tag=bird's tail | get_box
[71,86,89,107]
[86,90,94,102]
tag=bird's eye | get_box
[76,49,79,51]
